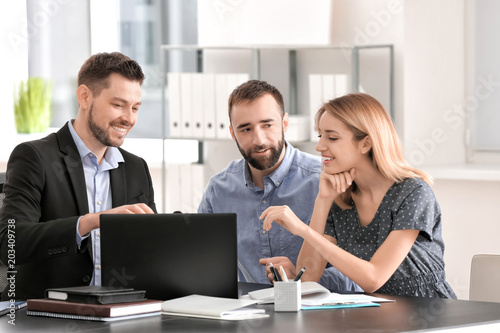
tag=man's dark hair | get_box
[228,80,285,121]
[77,52,145,96]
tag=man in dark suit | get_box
[0,52,156,300]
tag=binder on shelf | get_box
[167,73,182,138]
[308,74,323,142]
[203,73,217,139]
[308,74,351,141]
[215,74,230,139]
[180,73,193,138]
[214,73,249,140]
[179,163,193,213]
[322,74,336,101]
[236,73,250,87]
[191,73,204,139]
[191,163,205,211]
[287,115,309,142]
[335,74,349,97]
[166,164,182,213]
[226,73,250,135]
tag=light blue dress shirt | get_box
[198,142,362,292]
[68,120,124,286]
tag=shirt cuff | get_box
[76,216,90,248]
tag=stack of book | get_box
[26,286,162,322]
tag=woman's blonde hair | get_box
[315,93,432,209]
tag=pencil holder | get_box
[274,281,301,312]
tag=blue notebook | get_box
[302,302,380,310]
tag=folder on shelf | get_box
[203,73,217,139]
[287,115,309,142]
[167,73,182,138]
[179,163,193,213]
[214,73,249,140]
[166,163,182,213]
[308,74,351,142]
[308,74,323,142]
[335,74,349,97]
[322,74,336,101]
[236,73,250,87]
[191,73,204,139]
[227,73,250,130]
[215,74,230,139]
[191,163,205,211]
[180,73,193,138]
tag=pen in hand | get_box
[293,267,306,281]
[269,262,281,282]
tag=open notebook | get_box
[248,281,393,308]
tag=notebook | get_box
[100,213,238,301]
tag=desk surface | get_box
[2,293,500,333]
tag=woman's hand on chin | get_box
[318,168,356,199]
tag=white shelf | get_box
[422,164,500,182]
[161,44,394,50]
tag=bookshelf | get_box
[158,44,394,212]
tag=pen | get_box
[294,267,306,281]
[280,266,289,282]
[269,262,281,282]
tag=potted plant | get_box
[13,77,52,133]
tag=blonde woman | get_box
[261,93,456,298]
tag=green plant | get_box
[13,77,52,133]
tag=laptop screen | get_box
[100,213,238,300]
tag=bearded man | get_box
[198,80,360,292]
[0,52,156,300]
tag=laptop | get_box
[100,213,238,301]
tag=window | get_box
[467,0,500,162]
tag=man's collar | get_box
[67,120,124,165]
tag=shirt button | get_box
[97,201,101,205]
[262,200,267,204]
[276,181,280,186]
[97,265,101,270]
[262,230,266,235]
[89,153,94,157]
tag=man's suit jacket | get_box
[0,123,156,300]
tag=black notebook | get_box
[45,286,146,305]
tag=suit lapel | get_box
[110,164,127,207]
[57,124,89,215]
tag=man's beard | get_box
[88,104,125,148]
[236,132,285,171]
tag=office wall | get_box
[433,179,500,299]
[403,0,466,167]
